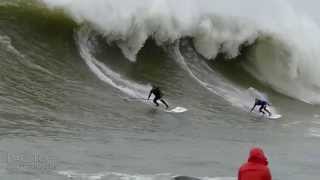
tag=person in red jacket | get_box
[238,147,272,180]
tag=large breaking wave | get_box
[39,0,320,105]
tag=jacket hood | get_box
[248,147,268,165]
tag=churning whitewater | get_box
[1,1,320,180]
[40,0,320,105]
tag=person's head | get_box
[248,147,268,165]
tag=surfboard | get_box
[251,112,282,119]
[122,97,187,113]
[165,106,188,113]
[250,108,282,119]
[267,114,282,119]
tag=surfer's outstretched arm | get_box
[250,105,256,112]
[147,90,152,100]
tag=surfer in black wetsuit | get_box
[147,85,169,109]
[250,98,272,116]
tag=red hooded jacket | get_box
[238,147,272,180]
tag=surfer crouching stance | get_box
[147,85,169,109]
[250,98,272,116]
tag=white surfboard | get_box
[165,106,188,113]
[122,97,187,113]
[267,114,282,119]
[249,103,282,119]
[251,111,282,119]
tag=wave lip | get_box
[76,27,150,98]
[40,0,260,62]
[40,0,320,104]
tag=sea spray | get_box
[41,0,320,104]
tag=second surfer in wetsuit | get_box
[250,98,272,116]
[147,85,169,109]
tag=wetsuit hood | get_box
[247,147,268,165]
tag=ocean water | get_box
[0,0,320,179]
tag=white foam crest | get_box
[242,7,320,104]
[0,35,24,58]
[41,0,320,104]
[193,17,258,59]
[57,171,235,180]
[58,171,174,180]
[0,34,61,79]
[40,0,263,62]
[307,128,320,138]
[172,42,279,114]
[76,27,150,99]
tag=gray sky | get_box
[288,0,320,18]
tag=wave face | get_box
[76,27,151,99]
[38,0,320,104]
[40,0,262,62]
[2,0,320,108]
[1,2,320,180]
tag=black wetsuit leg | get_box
[160,99,169,108]
[259,105,265,115]
[153,97,160,106]
[263,106,272,116]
